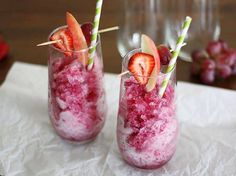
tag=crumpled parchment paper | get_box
[0,62,236,176]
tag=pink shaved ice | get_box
[117,76,178,169]
[48,56,106,142]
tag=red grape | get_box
[206,41,222,57]
[216,64,232,79]
[219,39,229,52]
[81,22,93,46]
[191,39,236,84]
[157,45,171,65]
[217,51,236,67]
[232,64,236,75]
[200,69,215,84]
[201,59,216,71]
[191,50,208,63]
[191,63,201,75]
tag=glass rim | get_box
[48,25,100,53]
[122,48,176,79]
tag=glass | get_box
[48,26,107,143]
[117,0,167,57]
[116,49,178,169]
[166,0,220,62]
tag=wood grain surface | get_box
[0,0,235,89]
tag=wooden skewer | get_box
[37,26,119,47]
[98,26,119,34]
[117,71,130,77]
[37,40,61,46]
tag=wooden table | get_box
[0,0,236,90]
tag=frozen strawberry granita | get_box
[47,13,107,143]
[117,76,178,169]
[48,55,106,142]
[117,35,178,169]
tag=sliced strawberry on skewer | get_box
[60,30,73,51]
[66,12,88,65]
[50,28,73,56]
[128,53,155,85]
[50,13,89,65]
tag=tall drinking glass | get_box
[166,0,220,61]
[48,26,107,143]
[117,49,178,169]
[117,0,167,57]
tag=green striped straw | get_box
[159,16,192,97]
[87,0,103,70]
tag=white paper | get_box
[0,62,236,176]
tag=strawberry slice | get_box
[66,12,88,65]
[0,41,9,61]
[50,28,73,56]
[128,52,155,85]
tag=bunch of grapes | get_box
[191,40,236,84]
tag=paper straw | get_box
[159,16,192,97]
[87,0,103,70]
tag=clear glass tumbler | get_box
[48,26,107,143]
[117,0,168,57]
[117,49,178,169]
[166,0,220,61]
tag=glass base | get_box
[60,135,98,145]
[50,122,98,145]
[49,115,102,145]
[122,152,175,170]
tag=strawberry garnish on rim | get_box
[66,12,88,51]
[66,12,88,65]
[50,28,73,56]
[128,52,155,85]
[50,12,89,65]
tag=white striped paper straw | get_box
[159,16,192,97]
[87,0,103,70]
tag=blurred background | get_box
[0,0,235,88]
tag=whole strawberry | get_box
[0,36,9,61]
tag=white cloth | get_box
[0,62,235,176]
